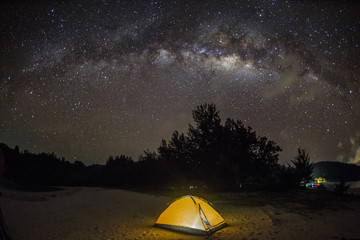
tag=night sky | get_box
[1,0,359,165]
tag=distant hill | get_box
[313,161,360,182]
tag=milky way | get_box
[1,0,359,165]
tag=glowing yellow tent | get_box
[155,195,226,235]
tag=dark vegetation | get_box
[313,161,360,182]
[0,103,323,191]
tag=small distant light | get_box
[349,90,352,94]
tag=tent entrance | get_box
[199,206,212,230]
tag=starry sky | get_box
[1,0,359,165]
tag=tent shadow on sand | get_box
[155,195,227,235]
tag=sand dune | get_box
[1,187,360,240]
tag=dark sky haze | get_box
[1,0,359,165]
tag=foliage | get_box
[289,148,314,186]
[1,103,290,191]
[157,103,283,190]
[1,143,87,186]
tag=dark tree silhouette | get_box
[289,148,314,186]
[221,118,257,187]
[105,155,134,187]
[157,103,283,190]
[136,150,170,188]
[187,103,223,186]
[1,103,286,191]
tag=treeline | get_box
[313,161,360,182]
[1,145,146,188]
[1,104,313,191]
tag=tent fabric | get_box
[155,195,226,235]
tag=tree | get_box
[158,131,193,170]
[187,103,223,186]
[105,155,134,186]
[155,103,283,190]
[136,150,169,187]
[290,148,314,185]
[221,118,256,188]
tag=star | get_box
[0,0,359,165]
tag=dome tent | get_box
[155,195,226,235]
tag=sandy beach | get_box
[1,186,360,240]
